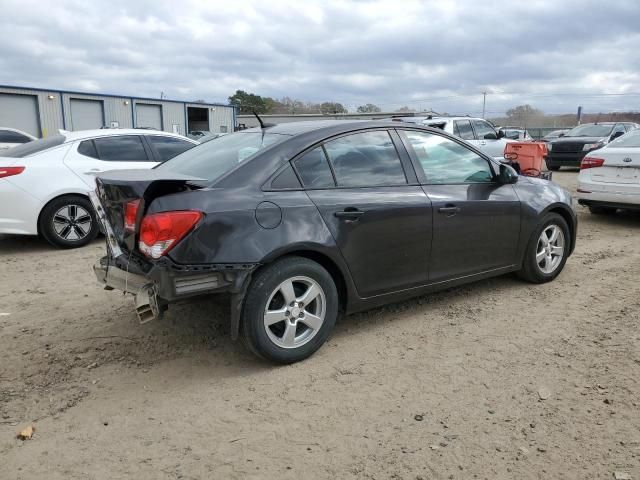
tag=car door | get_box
[64,135,156,188]
[296,129,433,298]
[471,119,507,159]
[399,129,521,282]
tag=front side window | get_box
[294,147,335,189]
[471,120,497,139]
[454,120,475,140]
[323,130,406,187]
[147,136,195,162]
[93,136,149,161]
[403,130,494,184]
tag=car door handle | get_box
[334,208,365,219]
[438,205,461,216]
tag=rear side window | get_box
[403,130,493,184]
[0,135,65,158]
[0,130,31,143]
[471,120,496,139]
[454,120,475,140]
[77,140,98,159]
[323,130,406,187]
[293,147,335,189]
[93,136,149,161]
[146,135,195,162]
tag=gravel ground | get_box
[1,170,639,480]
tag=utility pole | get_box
[482,91,487,118]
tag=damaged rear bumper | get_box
[94,255,257,336]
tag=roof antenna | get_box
[252,109,275,129]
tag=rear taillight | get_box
[139,210,203,259]
[124,199,141,232]
[0,166,25,178]
[581,157,605,170]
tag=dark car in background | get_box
[546,122,639,170]
[91,121,577,363]
[540,129,570,142]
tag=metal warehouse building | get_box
[0,85,237,138]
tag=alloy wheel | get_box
[263,276,326,349]
[52,204,93,242]
[536,224,565,274]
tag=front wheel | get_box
[39,195,99,248]
[242,257,338,364]
[518,213,570,284]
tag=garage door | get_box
[136,103,163,130]
[0,93,41,137]
[70,99,104,130]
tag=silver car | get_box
[420,117,513,160]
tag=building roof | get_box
[0,84,234,108]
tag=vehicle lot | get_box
[1,171,638,479]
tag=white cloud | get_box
[0,0,639,114]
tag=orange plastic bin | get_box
[503,142,548,177]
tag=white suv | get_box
[393,116,513,160]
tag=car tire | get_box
[39,195,99,248]
[242,256,339,364]
[589,206,616,215]
[517,212,570,284]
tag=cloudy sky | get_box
[1,0,639,116]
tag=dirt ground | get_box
[1,170,639,480]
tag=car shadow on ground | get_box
[0,234,103,256]
[584,209,640,228]
[98,273,524,370]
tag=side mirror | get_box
[558,132,565,137]
[611,131,625,140]
[499,163,518,184]
[497,130,505,139]
[484,132,498,140]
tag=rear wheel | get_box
[518,213,570,283]
[589,206,617,215]
[242,257,338,364]
[40,195,99,248]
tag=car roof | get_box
[241,120,372,136]
[60,129,194,142]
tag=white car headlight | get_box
[583,142,603,151]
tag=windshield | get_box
[608,129,640,148]
[564,124,613,137]
[0,135,65,157]
[155,131,288,182]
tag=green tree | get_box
[505,104,543,126]
[357,103,381,113]
[228,90,268,114]
[320,102,347,114]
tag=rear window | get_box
[0,135,65,158]
[156,131,288,182]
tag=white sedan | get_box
[0,129,198,247]
[0,127,37,150]
[577,129,640,214]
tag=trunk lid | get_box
[589,148,640,185]
[94,169,206,253]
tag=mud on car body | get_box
[92,120,577,364]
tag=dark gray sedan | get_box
[92,121,577,363]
